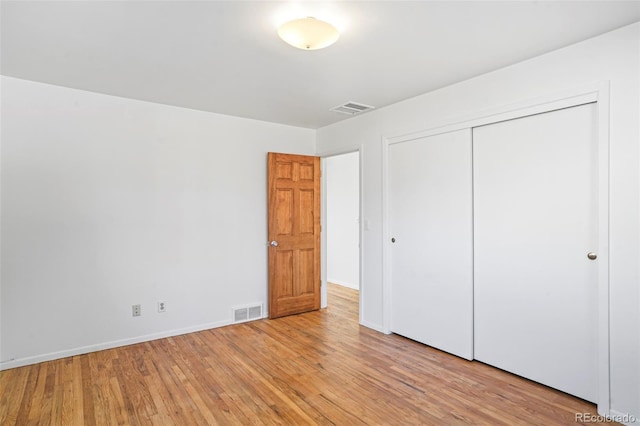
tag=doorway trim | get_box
[318,145,364,325]
[381,81,610,414]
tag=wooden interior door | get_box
[268,152,321,318]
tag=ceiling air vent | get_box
[330,101,375,115]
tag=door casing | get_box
[318,146,364,325]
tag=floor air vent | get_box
[330,101,375,115]
[233,304,263,323]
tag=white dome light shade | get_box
[278,17,339,50]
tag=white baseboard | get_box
[0,319,234,371]
[327,278,359,290]
[360,319,388,334]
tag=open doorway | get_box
[322,151,361,316]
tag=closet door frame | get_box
[381,81,610,414]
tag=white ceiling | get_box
[2,1,639,129]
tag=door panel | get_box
[390,129,473,360]
[275,189,293,235]
[473,103,598,402]
[299,190,315,233]
[274,250,294,297]
[268,152,321,318]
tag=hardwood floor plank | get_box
[48,359,64,426]
[26,363,48,426]
[60,357,83,426]
[13,362,39,426]
[0,283,613,425]
[79,356,96,425]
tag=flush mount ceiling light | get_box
[278,17,339,50]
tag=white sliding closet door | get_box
[390,129,473,360]
[473,103,598,402]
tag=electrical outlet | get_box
[132,304,141,317]
[158,301,166,313]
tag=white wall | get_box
[1,22,638,421]
[316,23,640,420]
[326,152,359,290]
[0,77,315,368]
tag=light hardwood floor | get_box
[1,284,611,425]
